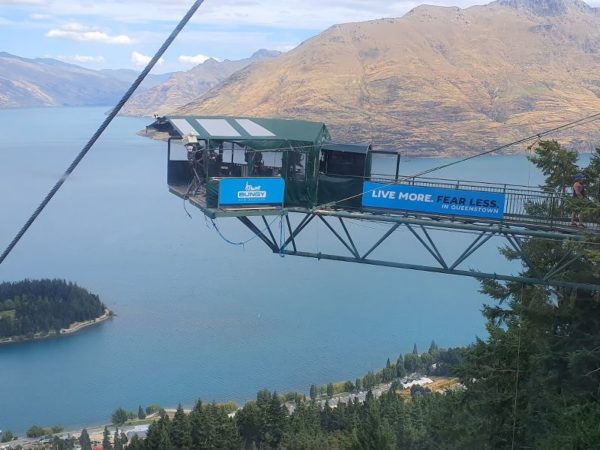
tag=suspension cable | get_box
[0,0,206,267]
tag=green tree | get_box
[1,431,15,442]
[102,426,112,450]
[453,142,600,448]
[157,426,173,450]
[351,394,396,449]
[404,353,419,373]
[326,383,334,398]
[309,384,317,401]
[114,430,123,450]
[528,140,578,194]
[26,425,46,438]
[138,405,146,420]
[146,404,161,416]
[78,429,91,450]
[170,404,191,450]
[355,377,362,391]
[112,407,128,426]
[412,343,418,355]
[395,355,406,378]
[428,340,439,355]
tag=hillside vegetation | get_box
[0,279,106,339]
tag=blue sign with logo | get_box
[362,182,505,220]
[219,177,285,206]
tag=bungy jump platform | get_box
[146,115,600,292]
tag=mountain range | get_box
[119,50,282,116]
[174,0,600,155]
[0,52,171,109]
[3,0,600,155]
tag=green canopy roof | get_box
[163,116,330,151]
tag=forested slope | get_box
[0,279,106,339]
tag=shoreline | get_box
[0,308,113,346]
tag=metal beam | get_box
[237,216,279,253]
[281,213,315,252]
[310,209,586,242]
[285,215,297,253]
[405,223,448,269]
[262,216,278,248]
[282,250,600,292]
[361,224,400,260]
[450,231,496,270]
[318,215,358,258]
[339,217,360,258]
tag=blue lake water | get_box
[0,107,584,433]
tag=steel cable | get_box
[0,0,206,266]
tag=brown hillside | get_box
[175,0,600,156]
[121,50,281,116]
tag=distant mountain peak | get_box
[496,0,593,16]
[250,49,282,60]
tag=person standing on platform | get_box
[571,173,586,227]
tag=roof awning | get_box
[151,116,331,151]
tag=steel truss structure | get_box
[236,209,600,291]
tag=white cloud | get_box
[46,22,134,44]
[178,54,212,65]
[131,51,164,67]
[30,13,52,20]
[0,0,45,4]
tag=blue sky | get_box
[1,0,598,73]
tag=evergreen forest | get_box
[0,279,106,339]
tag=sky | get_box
[1,0,599,73]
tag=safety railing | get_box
[321,171,597,231]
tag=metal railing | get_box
[323,171,597,231]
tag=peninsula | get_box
[0,279,111,345]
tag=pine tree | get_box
[453,141,600,448]
[157,426,172,450]
[79,429,91,450]
[102,426,113,450]
[396,355,406,378]
[264,391,287,448]
[309,384,317,401]
[355,377,362,392]
[428,340,439,355]
[112,407,128,427]
[138,405,146,420]
[170,404,191,450]
[114,430,123,450]
[326,383,334,398]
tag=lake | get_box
[0,107,572,433]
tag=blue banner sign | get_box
[219,177,285,206]
[362,182,505,220]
